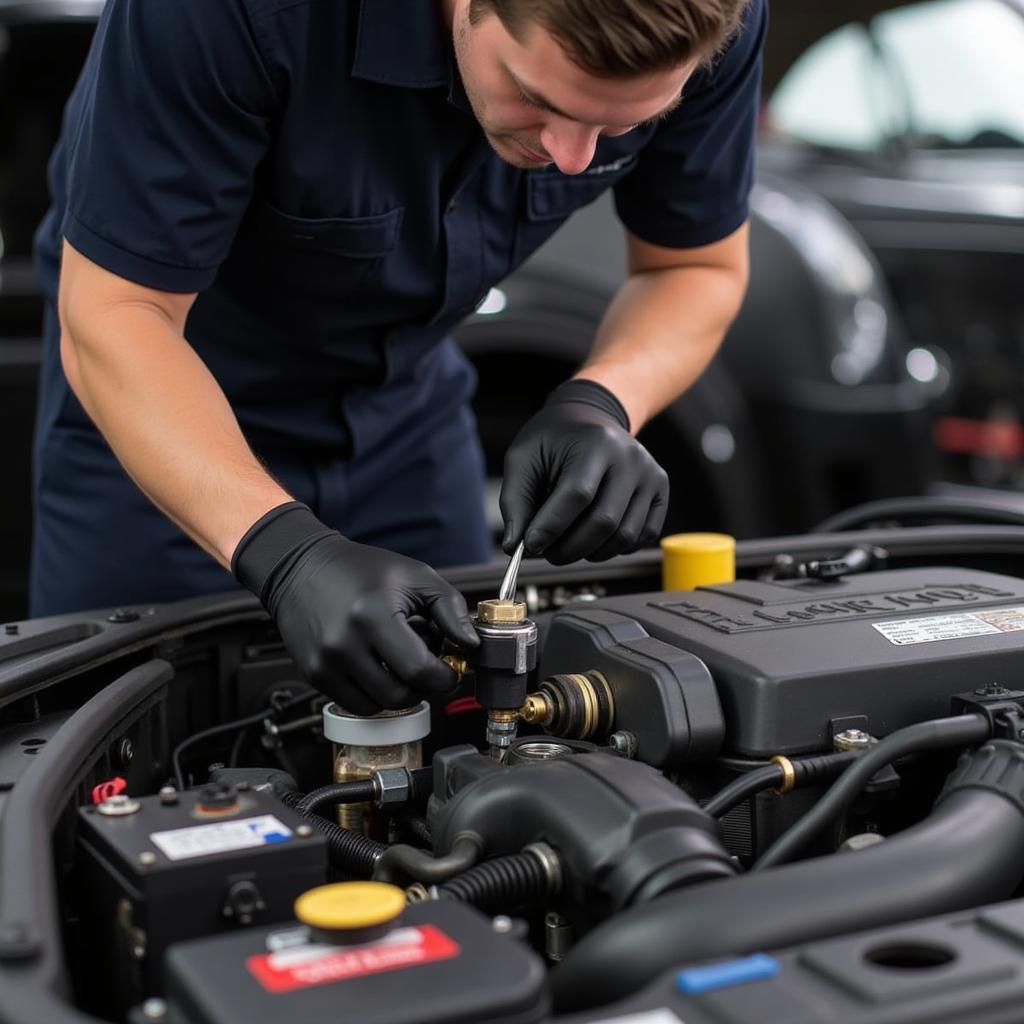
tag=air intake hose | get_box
[551,740,1024,1012]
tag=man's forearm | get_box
[574,232,750,433]
[62,297,292,569]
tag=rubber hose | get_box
[437,853,551,912]
[373,835,481,885]
[754,714,989,869]
[296,779,378,816]
[278,790,385,874]
[551,744,1024,1012]
[704,751,860,819]
[396,812,433,846]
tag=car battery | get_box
[75,782,328,1019]
[164,887,548,1024]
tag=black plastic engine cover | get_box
[541,567,1024,756]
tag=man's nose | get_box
[538,121,600,176]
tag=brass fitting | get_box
[442,654,469,681]
[770,754,796,794]
[477,598,527,624]
[520,692,553,726]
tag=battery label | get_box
[149,815,292,861]
[873,607,1024,646]
[247,925,460,994]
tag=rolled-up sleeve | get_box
[613,0,767,249]
[61,0,278,292]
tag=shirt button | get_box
[446,199,458,215]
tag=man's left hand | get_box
[500,379,669,565]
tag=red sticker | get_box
[247,925,461,994]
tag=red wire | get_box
[445,696,482,716]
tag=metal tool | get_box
[498,540,525,603]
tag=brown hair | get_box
[468,0,751,77]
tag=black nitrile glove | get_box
[232,502,479,715]
[500,379,669,565]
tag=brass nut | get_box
[477,599,527,624]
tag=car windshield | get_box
[768,0,1024,152]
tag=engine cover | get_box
[541,567,1024,757]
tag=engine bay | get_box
[7,524,1024,1023]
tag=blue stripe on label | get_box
[677,954,779,995]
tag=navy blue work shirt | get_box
[34,0,767,459]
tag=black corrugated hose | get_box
[278,789,385,875]
[296,779,378,816]
[437,853,551,912]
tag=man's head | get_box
[444,0,749,175]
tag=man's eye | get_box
[517,89,544,110]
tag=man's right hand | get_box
[233,502,480,715]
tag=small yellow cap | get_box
[660,532,736,591]
[294,882,405,931]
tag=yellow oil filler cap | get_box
[660,532,736,591]
[294,882,405,936]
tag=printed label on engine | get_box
[246,925,460,993]
[149,815,292,861]
[873,607,1024,645]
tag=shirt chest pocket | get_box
[513,156,638,267]
[246,200,404,294]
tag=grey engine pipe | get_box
[552,740,1024,1012]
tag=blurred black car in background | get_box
[3,0,986,621]
[761,0,1024,491]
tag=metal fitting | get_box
[607,731,638,760]
[487,709,520,759]
[834,728,876,752]
[442,654,469,680]
[138,851,157,867]
[405,883,430,904]
[477,598,527,624]
[545,912,573,962]
[158,786,178,806]
[373,767,412,806]
[523,841,562,895]
[520,692,552,726]
[98,794,141,817]
[771,754,796,794]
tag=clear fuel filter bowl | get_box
[322,701,430,836]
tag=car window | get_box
[768,0,1024,153]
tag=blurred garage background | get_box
[2,0,1023,620]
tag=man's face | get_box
[447,0,697,176]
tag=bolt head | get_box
[296,824,314,838]
[158,786,178,805]
[139,851,157,867]
[492,915,514,933]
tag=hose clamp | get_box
[523,841,563,895]
[771,755,796,795]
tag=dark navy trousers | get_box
[29,312,492,618]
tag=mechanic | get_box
[31,0,764,714]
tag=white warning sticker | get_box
[873,607,1024,646]
[150,815,293,861]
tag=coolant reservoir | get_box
[323,701,430,836]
